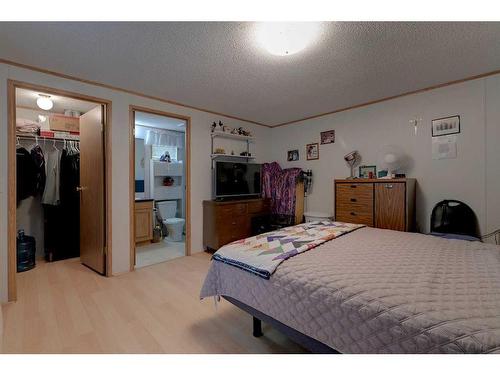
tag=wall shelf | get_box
[211,154,256,160]
[211,130,254,142]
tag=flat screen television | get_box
[214,161,262,199]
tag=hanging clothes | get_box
[262,162,302,216]
[16,146,37,204]
[42,148,62,206]
[30,144,46,195]
[59,147,80,258]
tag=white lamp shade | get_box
[384,153,397,164]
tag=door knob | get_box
[76,186,86,192]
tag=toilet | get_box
[156,201,185,242]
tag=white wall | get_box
[0,63,272,302]
[269,76,500,237]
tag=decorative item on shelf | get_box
[395,173,406,178]
[214,147,225,154]
[377,145,407,179]
[159,151,171,162]
[287,149,299,161]
[230,127,239,135]
[231,150,235,155]
[378,170,388,178]
[359,165,377,179]
[211,121,217,132]
[240,151,252,157]
[237,127,252,137]
[218,121,224,131]
[163,176,174,186]
[306,143,319,160]
[320,130,335,144]
[344,150,360,179]
[432,115,460,137]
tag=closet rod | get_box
[16,134,80,142]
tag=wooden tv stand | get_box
[203,198,270,252]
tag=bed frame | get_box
[223,296,339,354]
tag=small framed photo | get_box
[432,115,460,137]
[320,130,335,144]
[306,143,319,160]
[287,149,299,161]
[359,165,377,179]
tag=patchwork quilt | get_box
[212,221,364,279]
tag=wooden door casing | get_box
[79,106,106,274]
[374,182,406,231]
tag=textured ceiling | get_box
[1,22,500,126]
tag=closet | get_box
[14,86,107,275]
[17,135,81,263]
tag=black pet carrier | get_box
[430,200,479,240]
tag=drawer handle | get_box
[350,185,357,188]
[385,184,393,189]
[350,198,357,202]
[350,212,356,216]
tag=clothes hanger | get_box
[16,136,21,148]
[52,139,58,150]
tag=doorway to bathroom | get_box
[129,106,191,269]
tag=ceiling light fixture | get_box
[36,94,53,111]
[255,22,321,56]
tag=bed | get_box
[200,225,500,353]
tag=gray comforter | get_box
[200,227,500,353]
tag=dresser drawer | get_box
[336,183,373,201]
[217,216,250,235]
[247,199,270,214]
[336,209,374,226]
[216,203,247,218]
[218,217,250,245]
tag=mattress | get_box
[200,227,500,353]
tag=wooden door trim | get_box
[7,80,113,301]
[128,105,192,271]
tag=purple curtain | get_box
[262,162,302,216]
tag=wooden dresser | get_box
[203,198,270,251]
[334,179,416,231]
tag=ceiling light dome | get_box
[36,94,53,111]
[255,22,321,56]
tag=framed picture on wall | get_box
[320,130,335,144]
[306,143,319,160]
[287,149,299,161]
[432,115,460,137]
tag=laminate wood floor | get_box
[1,253,306,354]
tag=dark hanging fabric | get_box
[59,149,80,259]
[30,145,46,195]
[262,162,302,216]
[44,147,81,262]
[16,146,37,204]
